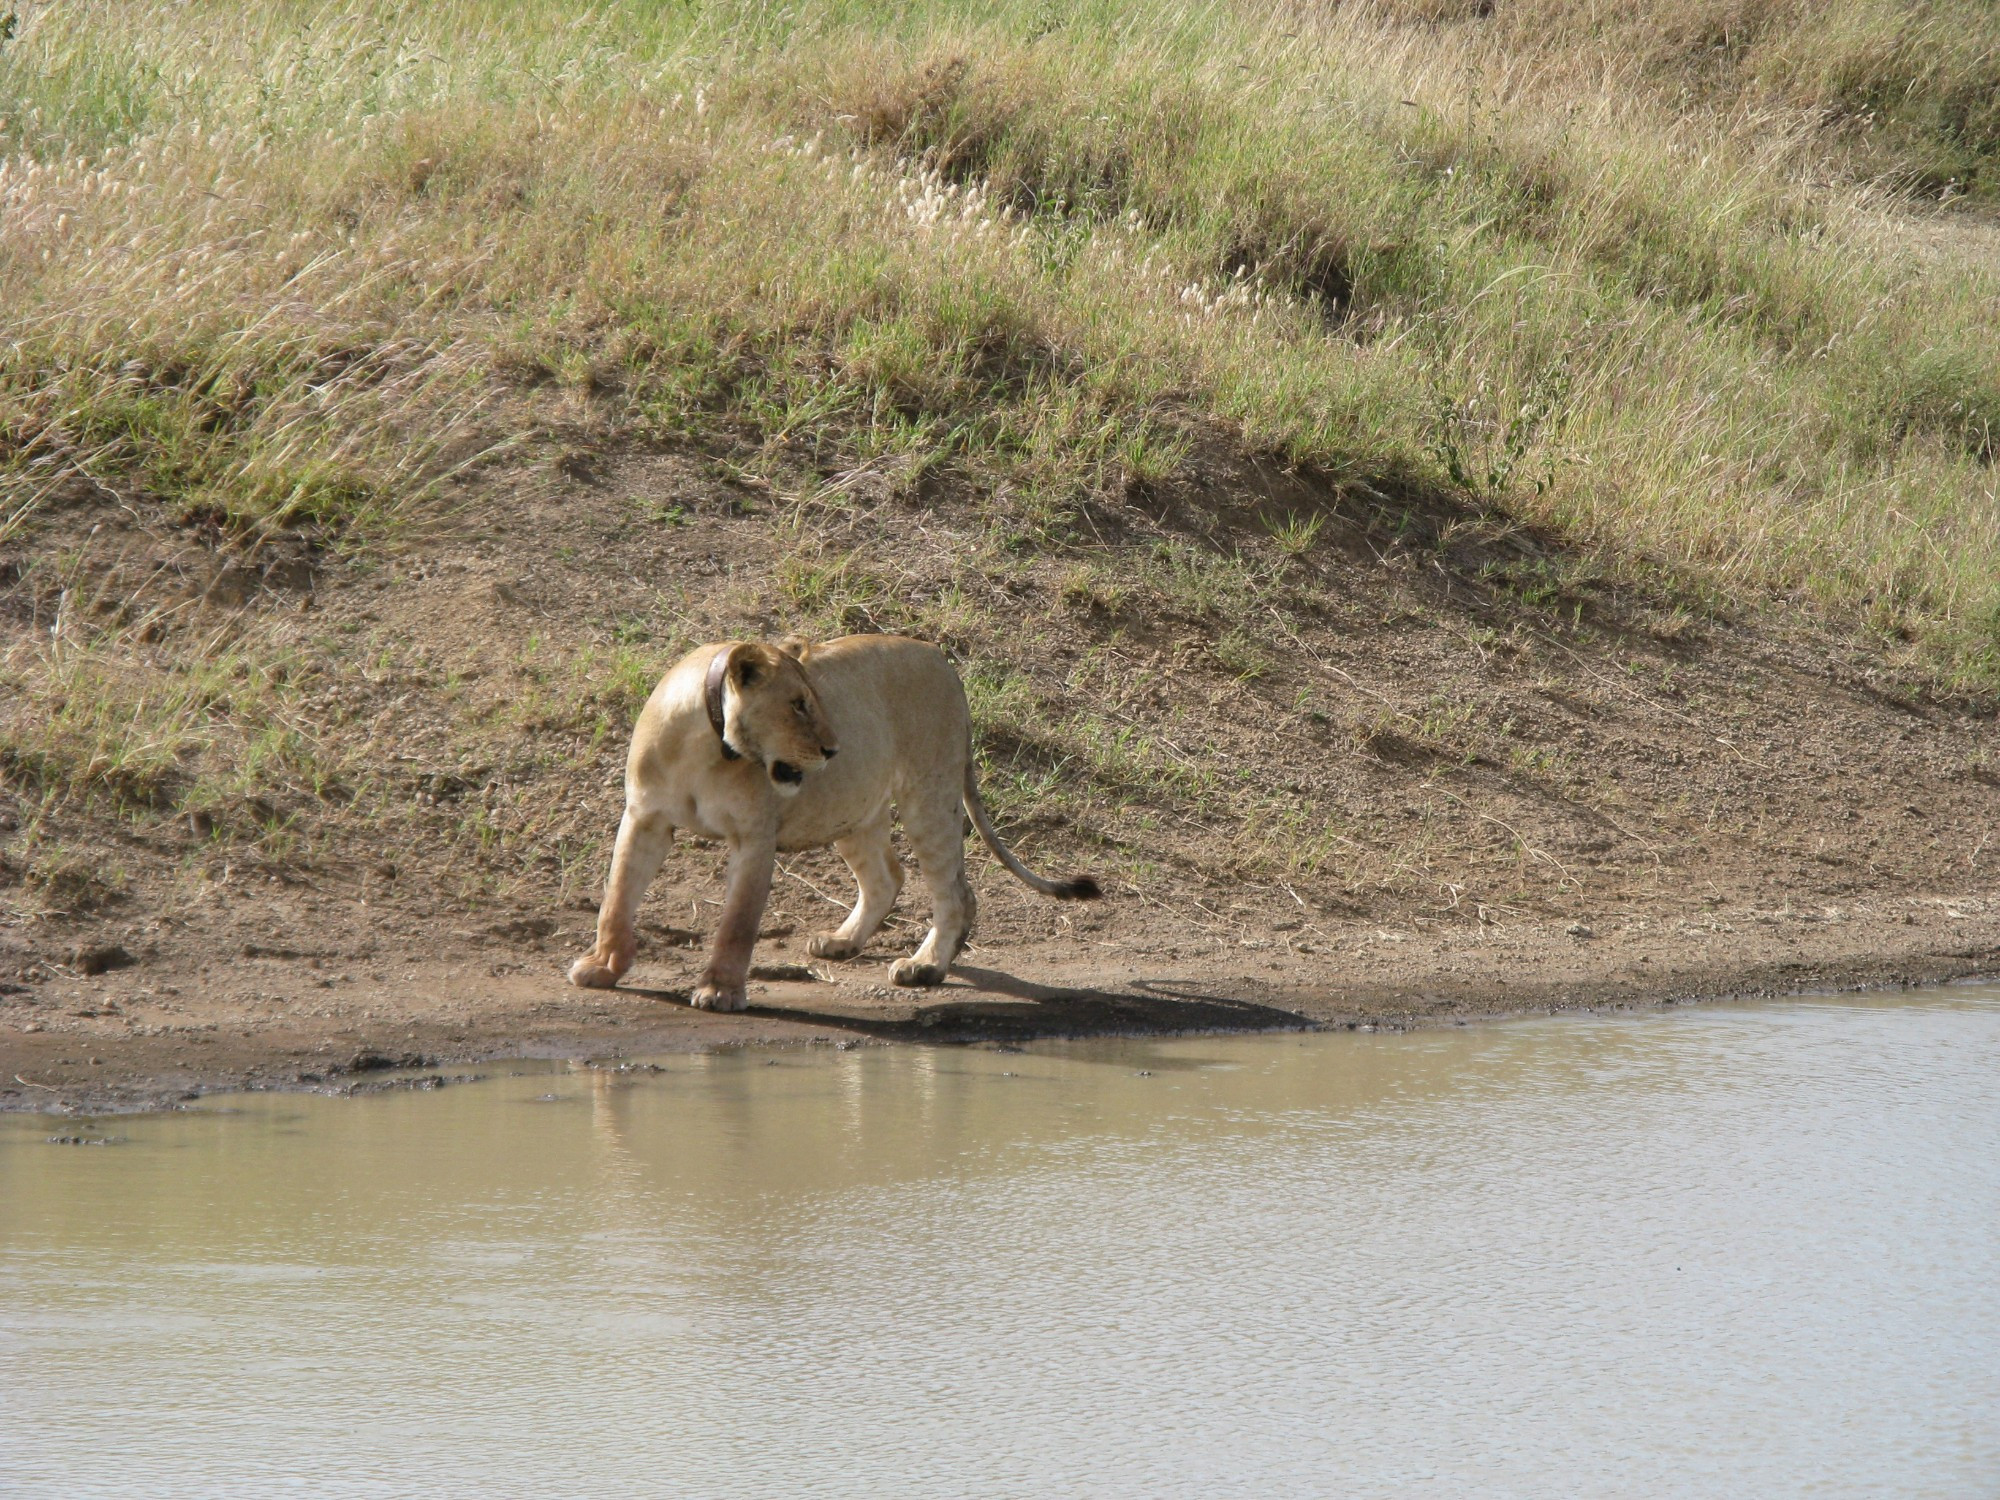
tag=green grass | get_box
[4,0,2000,889]
[6,0,1995,682]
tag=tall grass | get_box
[3,0,1998,680]
[1364,0,2000,201]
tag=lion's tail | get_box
[963,759,1102,901]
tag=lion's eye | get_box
[792,698,808,714]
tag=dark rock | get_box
[70,943,134,977]
[262,557,315,592]
[202,565,261,607]
[346,1050,426,1073]
[488,915,556,941]
[748,962,820,982]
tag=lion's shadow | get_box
[615,963,1312,1042]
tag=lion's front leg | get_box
[692,834,776,1011]
[569,805,673,990]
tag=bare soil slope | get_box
[3,444,1996,1111]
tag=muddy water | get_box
[4,991,1998,1498]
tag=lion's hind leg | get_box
[889,797,974,989]
[808,816,903,961]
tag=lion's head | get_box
[719,640,839,795]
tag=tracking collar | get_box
[704,646,742,762]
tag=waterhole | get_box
[4,989,1997,1497]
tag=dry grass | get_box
[1360,0,2000,202]
[3,1,1993,655]
[3,0,1999,899]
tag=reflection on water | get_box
[3,990,1998,1498]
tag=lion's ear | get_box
[777,635,811,662]
[731,642,784,688]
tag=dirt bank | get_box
[4,898,1998,1114]
[6,443,1998,1112]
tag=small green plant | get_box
[1263,511,1327,558]
[1059,564,1126,615]
[1213,629,1272,682]
[776,549,888,632]
[1145,542,1270,619]
[626,496,688,528]
[1429,360,1574,501]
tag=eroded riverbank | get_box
[12,443,2000,1117]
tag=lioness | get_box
[567,634,1100,1010]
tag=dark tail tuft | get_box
[1055,876,1102,901]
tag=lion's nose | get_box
[821,745,839,760]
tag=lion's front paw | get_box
[808,933,862,960]
[690,981,748,1012]
[889,958,947,988]
[568,955,625,990]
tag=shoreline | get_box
[8,904,1995,1115]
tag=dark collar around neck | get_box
[704,646,742,761]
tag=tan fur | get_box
[567,634,1098,1010]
